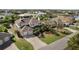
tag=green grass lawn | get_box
[40,29,72,44]
[13,37,34,50]
[69,26,79,30]
[40,32,66,44]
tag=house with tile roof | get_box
[57,16,75,26]
[15,16,40,37]
[15,13,47,37]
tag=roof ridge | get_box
[29,18,33,25]
[21,25,27,31]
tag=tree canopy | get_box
[0,25,8,32]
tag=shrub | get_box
[0,25,8,32]
[61,29,72,35]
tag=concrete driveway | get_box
[24,37,47,50]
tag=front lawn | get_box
[40,29,72,44]
[40,32,65,44]
[13,37,34,50]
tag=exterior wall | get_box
[22,32,27,36]
[21,29,33,37]
[22,31,33,36]
[27,30,33,35]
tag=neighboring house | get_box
[0,32,12,46]
[46,16,74,27]
[74,16,79,21]
[18,13,36,19]
[57,16,74,26]
[18,12,46,19]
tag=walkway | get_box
[39,28,79,50]
[24,37,47,50]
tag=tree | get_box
[2,23,11,28]
[4,14,19,23]
[46,19,57,28]
[0,25,8,32]
[14,30,23,38]
[33,24,46,37]
[56,18,64,31]
[67,34,79,50]
[38,14,49,21]
[10,14,19,24]
[57,19,64,29]
[1,14,19,28]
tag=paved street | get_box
[39,28,79,50]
